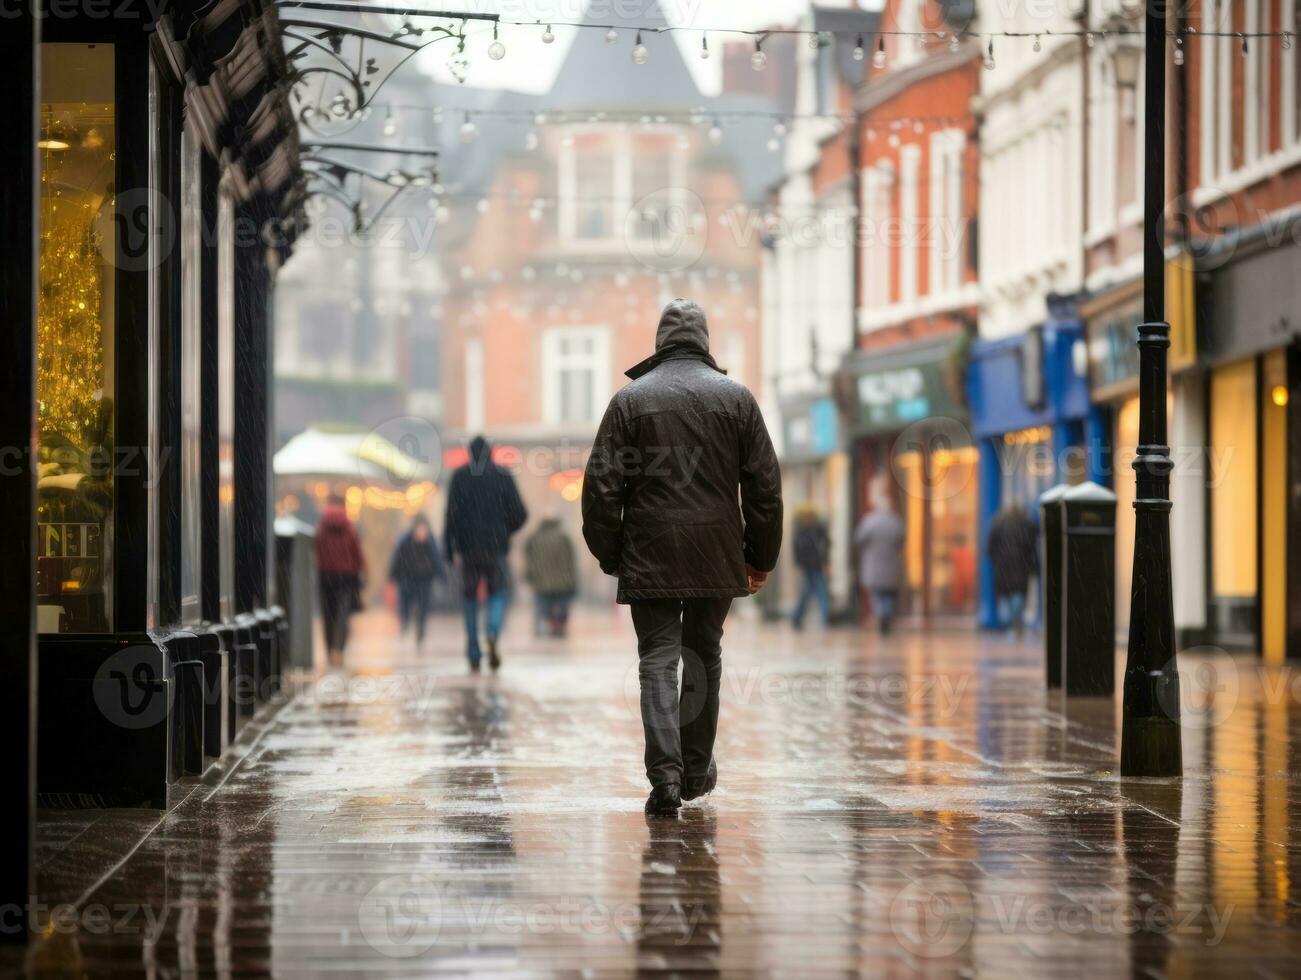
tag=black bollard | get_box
[1039,484,1070,689]
[1062,482,1117,697]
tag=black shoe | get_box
[487,636,501,672]
[681,761,717,802]
[468,658,481,674]
[644,784,682,816]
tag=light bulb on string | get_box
[708,122,722,144]
[773,120,787,137]
[1240,33,1249,57]
[700,33,709,59]
[1085,32,1095,48]
[632,31,649,64]
[459,113,477,143]
[488,22,506,60]
[1285,32,1294,52]
[873,35,886,69]
[605,27,618,44]
[853,34,864,61]
[983,37,996,70]
[1033,35,1041,52]
[383,107,397,137]
[949,31,961,53]
[525,130,539,150]
[542,24,555,44]
[808,32,821,50]
[1173,37,1185,66]
[751,38,767,71]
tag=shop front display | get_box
[967,307,1104,629]
[840,332,978,624]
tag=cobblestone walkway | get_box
[22,608,1301,975]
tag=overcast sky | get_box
[410,0,884,95]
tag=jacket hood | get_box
[626,299,724,380]
[469,435,491,463]
[655,299,709,354]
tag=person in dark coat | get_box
[315,494,366,667]
[524,517,578,637]
[791,503,832,629]
[987,503,1038,638]
[388,514,446,649]
[444,435,528,672]
[582,299,783,816]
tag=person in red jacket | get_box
[315,494,366,666]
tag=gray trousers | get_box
[629,598,732,789]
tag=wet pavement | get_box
[17,605,1301,975]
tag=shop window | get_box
[36,43,116,634]
[1209,358,1258,640]
[179,116,202,622]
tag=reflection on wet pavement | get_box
[20,608,1301,973]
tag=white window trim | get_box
[1285,0,1298,148]
[464,337,485,433]
[541,326,611,427]
[899,144,920,304]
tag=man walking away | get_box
[444,436,528,672]
[525,517,579,638]
[315,493,366,667]
[389,513,446,651]
[582,299,783,817]
[988,502,1038,639]
[791,503,832,629]
[854,493,905,635]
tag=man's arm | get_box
[581,400,628,575]
[739,395,783,575]
[502,471,528,536]
[443,475,458,563]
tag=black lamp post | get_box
[1120,0,1181,777]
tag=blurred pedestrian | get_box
[315,493,366,667]
[388,513,446,651]
[854,494,905,635]
[988,502,1038,639]
[582,299,783,816]
[444,435,528,672]
[791,502,831,629]
[524,517,578,637]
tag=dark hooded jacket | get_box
[444,437,528,564]
[581,300,783,603]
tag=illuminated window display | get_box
[37,43,116,634]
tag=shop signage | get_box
[852,360,962,434]
[1086,300,1142,399]
[782,396,840,460]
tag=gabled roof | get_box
[548,0,700,107]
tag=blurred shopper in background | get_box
[315,493,366,667]
[988,503,1038,639]
[854,493,905,635]
[444,435,528,672]
[525,517,579,638]
[790,503,831,629]
[582,299,783,817]
[389,513,446,651]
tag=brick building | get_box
[437,2,783,599]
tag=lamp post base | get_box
[1120,714,1182,777]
